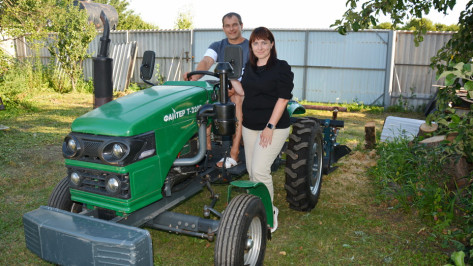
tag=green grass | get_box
[0,91,448,265]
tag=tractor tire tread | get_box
[284,117,323,212]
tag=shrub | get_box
[0,58,48,110]
[369,137,473,248]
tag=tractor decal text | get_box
[164,105,202,122]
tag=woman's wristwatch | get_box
[266,123,275,130]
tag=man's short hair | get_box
[222,12,242,26]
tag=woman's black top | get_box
[241,59,294,130]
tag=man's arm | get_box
[183,56,215,81]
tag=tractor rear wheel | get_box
[214,194,267,266]
[48,177,82,213]
[284,118,324,211]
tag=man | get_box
[184,12,249,168]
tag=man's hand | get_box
[183,72,202,81]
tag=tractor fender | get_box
[227,180,274,228]
[287,100,306,116]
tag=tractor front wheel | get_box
[214,194,267,266]
[48,177,82,213]
[284,118,324,211]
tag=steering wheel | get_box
[186,71,218,80]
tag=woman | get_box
[232,27,294,233]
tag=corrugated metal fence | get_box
[392,31,453,107]
[14,29,453,108]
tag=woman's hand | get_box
[259,127,274,148]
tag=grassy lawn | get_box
[0,91,448,265]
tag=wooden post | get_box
[365,121,376,149]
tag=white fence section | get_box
[13,29,452,108]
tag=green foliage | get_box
[432,2,473,73]
[370,138,465,234]
[47,1,96,92]
[174,9,193,29]
[371,19,458,31]
[430,62,473,163]
[0,58,48,110]
[399,18,459,33]
[297,99,384,114]
[0,0,56,42]
[94,0,157,30]
[372,21,396,30]
[401,18,436,31]
[370,136,473,256]
[333,0,459,44]
[154,63,165,85]
[435,23,460,31]
[0,48,13,77]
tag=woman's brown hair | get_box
[248,27,277,70]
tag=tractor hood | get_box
[72,84,209,136]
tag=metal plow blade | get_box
[333,144,351,163]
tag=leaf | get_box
[462,63,471,72]
[353,22,360,32]
[464,81,473,91]
[451,251,465,266]
[370,16,377,26]
[445,73,456,86]
[350,0,356,8]
[454,62,464,71]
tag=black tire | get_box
[284,118,324,211]
[48,177,82,213]
[214,194,267,266]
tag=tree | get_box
[174,9,193,29]
[401,18,436,31]
[372,19,459,31]
[47,1,95,91]
[0,0,56,42]
[334,0,473,168]
[332,0,460,43]
[94,0,157,30]
[372,21,396,29]
[434,22,459,31]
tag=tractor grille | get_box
[82,139,102,161]
[67,167,131,199]
[63,132,156,166]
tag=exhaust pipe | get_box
[93,11,113,108]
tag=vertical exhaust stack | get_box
[93,11,113,108]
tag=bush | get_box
[369,137,473,249]
[0,58,49,110]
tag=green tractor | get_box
[22,13,349,266]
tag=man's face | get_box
[223,16,242,41]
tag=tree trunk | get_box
[417,123,438,138]
[419,135,445,147]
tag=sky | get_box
[128,0,469,30]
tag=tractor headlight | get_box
[112,143,125,158]
[62,135,81,158]
[70,172,81,186]
[105,176,120,194]
[100,142,129,164]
